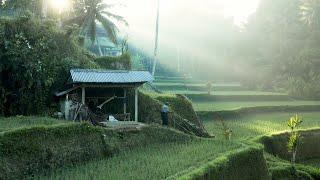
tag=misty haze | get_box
[1,0,320,179]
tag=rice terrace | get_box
[1,0,320,180]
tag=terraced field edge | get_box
[0,123,193,179]
[176,145,270,180]
[198,105,320,119]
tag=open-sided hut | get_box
[56,69,153,123]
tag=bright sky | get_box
[106,0,261,54]
[108,0,261,26]
[219,0,261,25]
[49,0,71,12]
[50,0,260,29]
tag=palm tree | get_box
[66,0,127,56]
[300,0,320,28]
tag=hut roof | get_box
[70,69,154,84]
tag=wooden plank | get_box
[55,85,80,97]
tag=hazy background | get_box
[107,0,260,78]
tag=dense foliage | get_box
[235,0,320,99]
[0,16,96,116]
[95,53,131,70]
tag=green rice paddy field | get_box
[193,100,320,111]
[34,140,240,180]
[30,111,320,179]
[202,111,320,140]
[2,80,320,179]
[160,90,286,95]
[0,116,68,133]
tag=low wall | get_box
[177,145,270,180]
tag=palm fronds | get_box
[64,0,127,45]
[300,0,320,27]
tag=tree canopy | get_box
[0,15,96,115]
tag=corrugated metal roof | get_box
[70,69,154,84]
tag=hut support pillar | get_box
[82,87,86,104]
[124,89,127,114]
[80,86,85,121]
[65,94,69,120]
[135,88,138,122]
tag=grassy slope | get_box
[35,140,241,180]
[0,116,68,132]
[202,112,320,140]
[193,100,320,111]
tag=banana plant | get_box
[287,114,303,174]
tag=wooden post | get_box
[65,94,69,120]
[135,88,138,122]
[124,89,127,114]
[80,86,85,121]
[82,87,86,104]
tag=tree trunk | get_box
[42,0,47,19]
[96,39,103,56]
[152,0,160,76]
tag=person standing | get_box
[161,102,169,126]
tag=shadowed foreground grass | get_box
[203,112,320,140]
[34,140,241,180]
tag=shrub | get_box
[95,53,131,70]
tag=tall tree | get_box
[66,0,127,56]
[152,0,160,76]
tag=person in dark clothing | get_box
[161,102,169,126]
